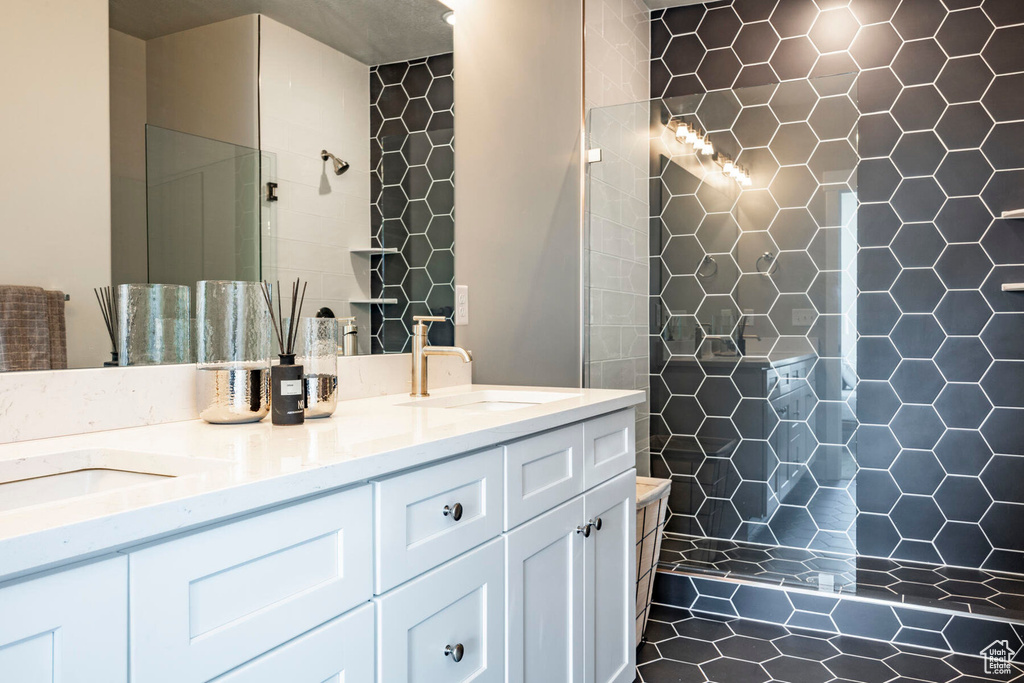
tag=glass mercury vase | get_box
[117,284,191,366]
[195,280,271,424]
[298,317,339,418]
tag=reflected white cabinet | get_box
[0,556,127,683]
[505,471,636,683]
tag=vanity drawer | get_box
[583,409,635,488]
[374,448,503,593]
[211,604,374,683]
[375,538,504,683]
[129,486,373,683]
[504,423,585,529]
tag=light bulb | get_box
[723,160,734,174]
[443,11,456,25]
[674,124,687,140]
[701,140,714,156]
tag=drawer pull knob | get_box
[445,643,465,662]
[576,524,591,537]
[443,503,464,521]
[590,517,603,532]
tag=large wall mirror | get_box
[2,0,456,372]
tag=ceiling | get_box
[109,0,454,65]
[644,0,714,8]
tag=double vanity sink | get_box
[0,388,581,516]
[0,383,643,683]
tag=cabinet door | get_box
[505,496,585,683]
[211,604,374,683]
[583,470,636,683]
[0,556,127,683]
[583,410,634,489]
[130,486,372,683]
[505,424,585,530]
[374,447,503,593]
[376,538,504,683]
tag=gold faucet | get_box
[410,315,472,397]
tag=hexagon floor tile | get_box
[658,532,1024,623]
[635,609,1024,683]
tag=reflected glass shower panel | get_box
[145,125,263,288]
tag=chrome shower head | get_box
[321,150,350,175]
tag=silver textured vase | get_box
[195,365,270,424]
[195,281,272,424]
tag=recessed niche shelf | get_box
[349,247,399,255]
[349,298,398,305]
[1001,209,1024,219]
[1001,283,1024,292]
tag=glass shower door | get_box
[145,125,263,287]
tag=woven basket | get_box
[635,476,671,648]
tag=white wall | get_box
[109,29,148,287]
[454,0,584,388]
[259,17,373,353]
[1,0,112,369]
[585,0,651,471]
[146,16,259,149]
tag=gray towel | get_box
[0,285,51,372]
[45,290,67,369]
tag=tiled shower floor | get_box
[636,606,1024,683]
[660,532,1024,621]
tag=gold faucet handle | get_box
[413,315,446,331]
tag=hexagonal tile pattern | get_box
[646,0,1024,573]
[371,54,454,353]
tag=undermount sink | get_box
[0,449,225,513]
[398,390,580,412]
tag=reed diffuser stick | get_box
[93,286,118,353]
[262,277,307,356]
[259,282,285,353]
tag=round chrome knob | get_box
[445,643,465,662]
[443,503,463,521]
[576,524,591,538]
[591,517,603,532]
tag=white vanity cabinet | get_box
[0,556,128,683]
[505,471,635,683]
[210,604,375,683]
[0,405,638,683]
[376,539,505,682]
[128,486,373,683]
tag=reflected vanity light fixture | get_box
[443,10,456,25]
[670,118,750,187]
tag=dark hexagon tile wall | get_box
[370,54,455,353]
[648,0,1024,572]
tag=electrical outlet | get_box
[456,285,469,325]
[792,308,816,326]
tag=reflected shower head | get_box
[321,150,350,175]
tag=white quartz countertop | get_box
[0,384,643,582]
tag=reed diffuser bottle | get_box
[261,279,307,426]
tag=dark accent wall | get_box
[370,53,455,353]
[649,0,1024,572]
